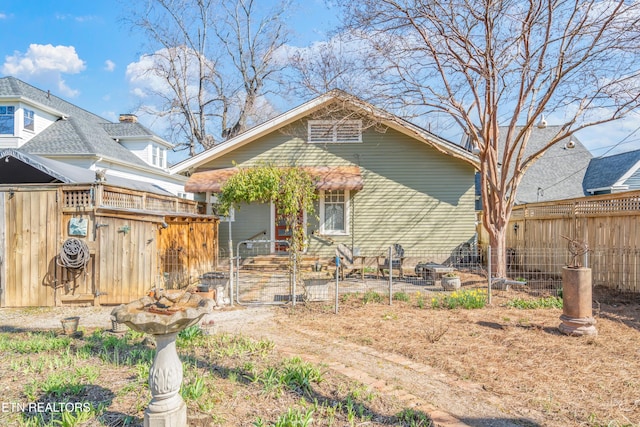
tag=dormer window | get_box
[308,120,362,143]
[152,144,166,168]
[0,106,15,134]
[24,109,35,131]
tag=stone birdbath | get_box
[111,289,214,427]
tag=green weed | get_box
[506,296,563,309]
[181,376,206,401]
[393,292,410,302]
[396,408,432,426]
[431,289,487,309]
[362,290,382,304]
[0,331,71,353]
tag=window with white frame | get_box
[151,145,166,167]
[24,109,35,131]
[320,190,349,234]
[159,147,165,168]
[308,120,362,143]
[0,106,15,134]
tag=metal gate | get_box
[234,240,302,305]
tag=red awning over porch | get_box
[184,166,364,193]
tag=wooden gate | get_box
[95,215,158,305]
[158,216,218,288]
[2,190,59,306]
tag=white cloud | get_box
[0,13,7,19]
[126,47,215,100]
[1,44,86,97]
[104,59,116,72]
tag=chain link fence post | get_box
[388,245,393,305]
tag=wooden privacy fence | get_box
[0,184,218,307]
[502,190,640,293]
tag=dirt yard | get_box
[223,286,640,426]
[0,286,638,426]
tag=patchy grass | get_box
[0,326,428,426]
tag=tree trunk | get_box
[489,227,507,279]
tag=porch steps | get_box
[241,255,330,272]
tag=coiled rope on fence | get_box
[57,238,91,270]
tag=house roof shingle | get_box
[583,149,640,192]
[500,126,594,204]
[0,76,167,168]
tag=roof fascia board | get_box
[169,91,479,174]
[0,95,67,118]
[586,185,629,193]
[48,153,182,179]
[117,134,174,148]
[170,93,336,174]
[612,159,640,188]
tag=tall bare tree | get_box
[336,0,640,276]
[126,0,290,156]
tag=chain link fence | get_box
[220,242,639,309]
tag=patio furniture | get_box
[415,262,454,285]
[335,243,356,280]
[377,244,406,278]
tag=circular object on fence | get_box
[58,237,91,270]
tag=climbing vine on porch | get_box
[217,164,317,256]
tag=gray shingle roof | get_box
[0,76,158,168]
[102,122,156,138]
[500,125,593,204]
[583,149,640,192]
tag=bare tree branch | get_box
[124,0,291,156]
[333,0,640,275]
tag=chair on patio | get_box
[377,244,405,278]
[335,243,356,280]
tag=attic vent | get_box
[119,114,138,123]
[308,120,362,143]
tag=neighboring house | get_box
[171,90,479,257]
[0,76,188,196]
[0,149,177,195]
[583,149,640,195]
[469,125,593,208]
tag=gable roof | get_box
[0,149,174,195]
[170,90,479,174]
[583,149,640,193]
[0,76,172,168]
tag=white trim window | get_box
[320,190,349,235]
[308,120,362,143]
[24,109,35,131]
[151,145,166,168]
[0,106,15,134]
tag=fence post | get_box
[335,255,340,314]
[388,245,393,305]
[292,252,297,307]
[487,246,492,305]
[584,250,589,269]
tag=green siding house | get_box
[171,91,479,259]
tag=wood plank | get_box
[0,192,5,307]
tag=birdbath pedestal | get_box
[112,291,214,427]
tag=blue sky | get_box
[0,0,638,160]
[0,0,337,119]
